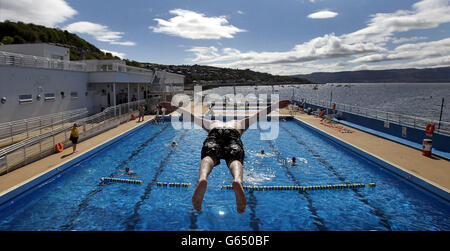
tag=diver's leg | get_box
[192,156,215,212]
[228,160,246,214]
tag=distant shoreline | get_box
[292,66,450,84]
[188,81,450,90]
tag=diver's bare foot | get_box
[192,179,207,212]
[232,181,246,214]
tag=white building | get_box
[0,43,184,123]
[0,43,70,61]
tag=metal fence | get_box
[0,51,87,71]
[302,98,450,134]
[0,100,146,175]
[0,51,154,75]
[0,108,88,148]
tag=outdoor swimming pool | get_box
[0,118,449,230]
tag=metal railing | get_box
[299,98,450,134]
[0,100,147,175]
[0,51,87,71]
[0,108,88,148]
[0,51,153,75]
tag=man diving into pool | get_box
[170,99,291,214]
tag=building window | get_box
[70,92,78,99]
[44,93,56,102]
[19,94,33,104]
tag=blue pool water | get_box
[0,119,449,230]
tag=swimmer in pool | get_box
[122,166,137,177]
[172,99,291,214]
[125,167,134,174]
[291,157,297,166]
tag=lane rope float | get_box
[101,177,143,184]
[151,182,376,191]
[222,183,376,191]
[156,182,191,188]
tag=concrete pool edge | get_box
[0,118,153,207]
[290,116,450,203]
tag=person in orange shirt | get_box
[70,123,79,153]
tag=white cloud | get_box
[307,10,338,19]
[405,55,450,68]
[110,41,136,46]
[186,46,221,62]
[186,0,450,75]
[0,0,77,27]
[350,55,450,72]
[187,34,383,66]
[392,36,428,44]
[342,0,450,44]
[100,49,126,59]
[150,9,246,39]
[350,38,450,63]
[65,21,136,46]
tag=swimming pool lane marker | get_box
[222,183,376,191]
[101,177,143,185]
[153,182,376,190]
[98,180,191,187]
[156,182,191,188]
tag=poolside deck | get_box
[280,109,450,193]
[1,105,449,200]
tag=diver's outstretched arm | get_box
[240,100,291,132]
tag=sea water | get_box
[204,83,450,123]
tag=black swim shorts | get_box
[201,128,245,166]
[71,136,78,144]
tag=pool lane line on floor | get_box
[255,126,327,230]
[123,129,188,231]
[280,123,392,231]
[246,149,265,231]
[248,190,262,231]
[59,123,169,231]
[264,138,328,231]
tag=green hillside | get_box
[143,63,313,87]
[0,20,119,60]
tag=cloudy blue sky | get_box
[1,0,450,75]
